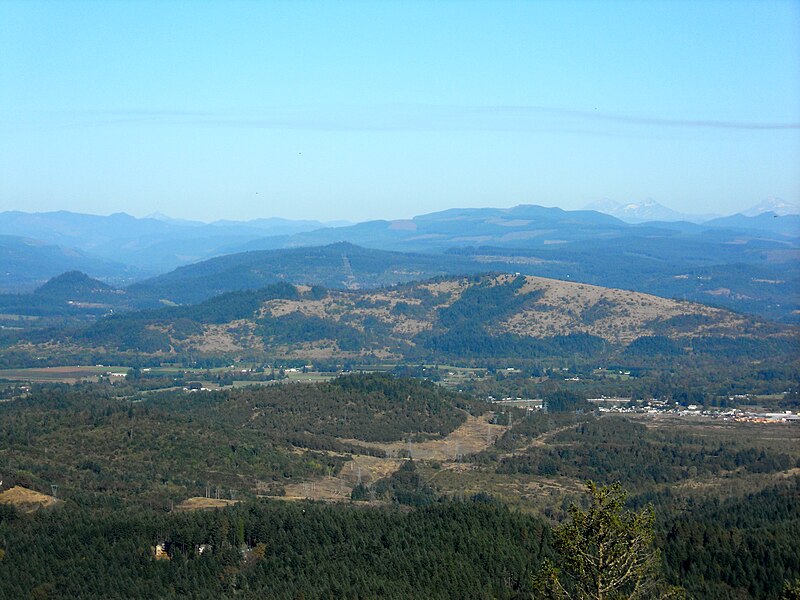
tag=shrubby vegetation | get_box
[257,312,366,350]
[0,382,336,504]
[418,330,606,361]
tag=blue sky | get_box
[1,0,798,222]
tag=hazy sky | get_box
[1,0,798,222]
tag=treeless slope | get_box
[174,497,239,511]
[502,275,755,343]
[0,486,60,512]
[280,413,509,502]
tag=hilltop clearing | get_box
[0,485,61,513]
[4,273,791,369]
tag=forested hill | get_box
[0,376,797,599]
[130,232,800,323]
[3,235,797,324]
[5,273,793,368]
[0,271,132,321]
[127,242,482,305]
[0,235,133,293]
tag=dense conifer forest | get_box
[0,498,554,599]
[0,375,797,598]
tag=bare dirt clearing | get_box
[340,413,508,461]
[174,497,239,511]
[496,423,579,460]
[280,413,508,502]
[0,486,61,512]
[281,455,404,501]
[380,413,508,460]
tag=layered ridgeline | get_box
[3,240,796,330]
[3,205,798,321]
[5,273,792,367]
[0,271,134,326]
[0,235,134,293]
[150,205,800,322]
[0,210,348,277]
[127,242,481,305]
[0,245,479,328]
[127,209,800,322]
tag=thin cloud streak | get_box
[476,105,800,130]
[4,105,798,134]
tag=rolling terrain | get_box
[126,242,482,305]
[2,205,797,322]
[0,371,797,599]
[0,210,347,283]
[0,235,136,292]
[3,238,796,331]
[4,273,792,369]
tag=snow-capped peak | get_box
[742,197,800,217]
[585,198,700,223]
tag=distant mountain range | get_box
[583,198,719,223]
[0,210,347,277]
[0,205,797,322]
[583,197,800,224]
[0,235,134,292]
[1,234,797,328]
[1,203,795,281]
[2,199,795,280]
[243,203,799,252]
[741,197,800,217]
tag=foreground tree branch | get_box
[533,482,685,600]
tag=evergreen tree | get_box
[534,482,683,600]
[783,579,800,600]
